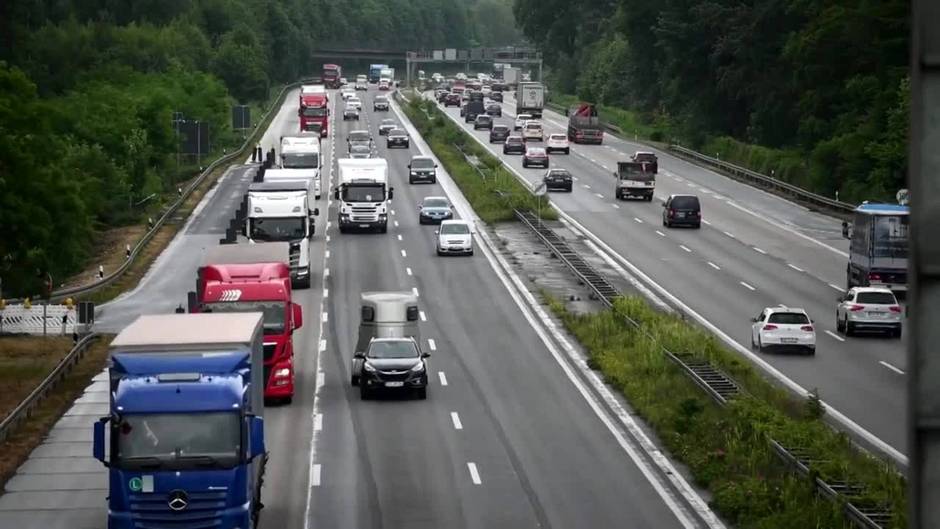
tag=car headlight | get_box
[363,362,376,373]
[410,171,417,176]
[410,362,426,373]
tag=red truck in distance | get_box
[188,243,302,404]
[323,63,342,88]
[299,85,329,137]
[567,103,604,144]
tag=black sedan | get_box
[543,168,573,192]
[503,135,526,154]
[485,102,502,117]
[378,118,397,135]
[489,124,510,143]
[489,91,504,102]
[386,128,410,148]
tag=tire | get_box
[757,337,765,353]
[379,224,388,234]
[564,148,570,154]
[416,387,427,400]
[360,384,370,400]
[836,314,844,333]
[431,177,437,184]
[522,161,528,168]
[892,326,902,339]
[339,225,347,234]
[409,177,415,184]
[566,184,573,192]
[615,190,621,200]
[351,374,359,386]
[467,248,474,256]
[845,320,855,337]
[437,249,444,256]
[694,222,702,229]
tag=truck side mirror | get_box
[93,417,110,466]
[334,188,340,200]
[248,415,266,459]
[388,187,394,200]
[841,221,850,239]
[353,352,366,359]
[292,302,303,330]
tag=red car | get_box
[443,93,461,107]
[522,146,549,168]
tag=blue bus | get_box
[369,63,388,83]
[844,202,909,292]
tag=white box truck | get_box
[245,179,318,288]
[278,135,322,199]
[515,81,545,118]
[334,158,393,233]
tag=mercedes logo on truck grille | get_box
[167,490,189,511]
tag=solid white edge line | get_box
[451,412,464,430]
[879,361,905,375]
[428,338,437,351]
[825,330,846,342]
[438,371,448,386]
[398,94,717,528]
[467,462,482,485]
[723,231,735,238]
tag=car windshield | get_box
[424,198,450,208]
[250,217,306,241]
[376,96,388,102]
[548,170,570,177]
[671,196,700,209]
[526,123,541,130]
[351,145,371,154]
[203,301,287,334]
[381,119,395,127]
[441,223,470,235]
[493,126,509,132]
[856,292,897,304]
[477,116,491,122]
[528,149,545,155]
[115,412,240,469]
[767,312,810,324]
[349,132,370,142]
[389,130,406,137]
[368,340,419,359]
[348,99,361,105]
[507,137,523,144]
[412,158,434,168]
[281,152,319,169]
[343,184,385,202]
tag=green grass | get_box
[548,295,906,528]
[402,97,556,223]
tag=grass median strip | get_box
[402,97,555,223]
[546,295,905,528]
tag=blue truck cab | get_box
[93,312,267,529]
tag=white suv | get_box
[514,113,532,130]
[522,121,544,142]
[346,97,362,110]
[751,307,816,355]
[436,220,474,256]
[836,287,903,337]
[546,133,570,154]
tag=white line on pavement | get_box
[825,330,845,342]
[401,249,407,257]
[325,250,330,259]
[451,412,463,430]
[467,463,482,485]
[655,230,666,237]
[406,267,413,276]
[321,312,328,322]
[740,282,756,291]
[438,371,448,386]
[679,245,692,253]
[313,414,322,431]
[753,247,767,254]
[788,263,805,272]
[708,262,721,270]
[420,310,427,321]
[612,204,620,209]
[595,193,604,199]
[318,339,326,352]
[634,217,644,223]
[323,288,329,298]
[312,464,321,486]
[879,361,905,375]
[397,234,403,241]
[428,338,437,351]
[724,231,735,238]
[829,283,846,292]
[702,219,711,226]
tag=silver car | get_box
[836,287,903,337]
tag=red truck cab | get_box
[190,244,302,403]
[300,92,329,137]
[323,63,342,89]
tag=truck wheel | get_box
[379,223,388,234]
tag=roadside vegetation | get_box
[402,97,556,223]
[516,0,908,204]
[546,295,906,528]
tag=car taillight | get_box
[696,211,702,217]
[668,209,675,218]
[763,324,778,331]
[801,325,814,332]
[868,273,882,281]
[889,305,902,313]
[849,304,865,311]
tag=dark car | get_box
[468,90,484,102]
[386,128,410,148]
[489,91,504,102]
[444,93,461,107]
[408,155,438,184]
[522,146,549,168]
[435,89,448,102]
[489,124,510,143]
[464,101,485,122]
[503,135,526,154]
[632,151,659,173]
[485,102,502,117]
[473,114,494,130]
[354,337,429,400]
[418,196,454,224]
[662,194,702,228]
[343,107,360,121]
[543,168,573,192]
[378,118,397,135]
[347,130,373,151]
[349,144,372,159]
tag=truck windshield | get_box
[302,107,327,117]
[251,217,306,241]
[872,215,908,258]
[282,152,319,169]
[204,301,287,334]
[343,184,385,202]
[115,412,241,469]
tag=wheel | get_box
[615,190,621,200]
[564,148,570,154]
[694,223,702,229]
[405,142,410,148]
[409,177,415,184]
[437,249,444,256]
[416,387,427,400]
[379,224,388,234]
[892,326,902,339]
[566,185,572,192]
[757,337,765,353]
[522,161,528,168]
[339,225,347,234]
[805,347,816,356]
[431,177,437,184]
[750,334,756,349]
[360,384,371,400]
[467,248,474,256]
[836,314,844,333]
[351,374,359,386]
[845,320,855,337]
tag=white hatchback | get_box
[514,113,532,130]
[346,97,362,110]
[436,220,474,256]
[751,307,816,355]
[546,133,570,154]
[836,287,903,337]
[522,121,544,142]
[341,89,356,101]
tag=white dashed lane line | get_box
[595,193,604,199]
[724,231,735,238]
[451,412,463,430]
[829,283,846,292]
[321,312,329,322]
[740,281,756,291]
[313,413,323,432]
[825,330,845,342]
[406,267,413,276]
[879,361,905,375]
[679,245,692,253]
[467,463,482,485]
[655,230,666,237]
[788,263,805,272]
[312,464,322,487]
[708,262,721,270]
[634,217,643,223]
[611,204,620,209]
[397,234,403,241]
[323,288,329,299]
[401,249,407,257]
[438,371,448,386]
[428,339,437,351]
[419,310,427,321]
[753,247,767,255]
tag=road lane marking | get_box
[438,371,448,386]
[321,312,328,322]
[879,361,905,375]
[312,464,321,486]
[428,338,437,351]
[595,193,604,199]
[655,230,666,237]
[391,209,396,215]
[324,267,330,277]
[583,184,591,189]
[679,245,692,253]
[724,200,849,258]
[825,330,845,342]
[326,235,330,242]
[724,231,735,238]
[327,221,332,230]
[788,263,805,272]
[451,412,463,430]
[316,372,325,390]
[634,217,643,223]
[701,219,711,226]
[325,250,330,259]
[394,220,399,227]
[319,339,327,352]
[420,310,427,321]
[412,287,420,297]
[753,247,767,254]
[467,463,482,485]
[740,281,756,291]
[401,249,407,257]
[612,204,620,209]
[829,283,846,292]
[406,267,413,276]
[397,234,403,241]
[708,262,721,270]
[323,288,329,298]
[313,414,322,432]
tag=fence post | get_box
[43,303,47,337]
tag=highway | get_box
[0,85,719,528]
[435,92,908,460]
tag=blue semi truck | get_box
[93,312,268,529]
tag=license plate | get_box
[867,311,886,317]
[385,381,404,387]
[781,338,798,344]
[359,224,370,228]
[676,212,686,218]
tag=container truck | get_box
[843,203,909,292]
[93,313,268,529]
[369,64,388,83]
[322,63,342,89]
[503,67,521,87]
[189,243,302,403]
[245,179,318,288]
[613,161,656,201]
[567,103,604,144]
[515,82,544,118]
[278,134,323,199]
[334,158,393,233]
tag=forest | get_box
[0,0,521,296]
[512,0,909,204]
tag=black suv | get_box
[543,168,573,192]
[503,135,526,154]
[408,155,438,184]
[485,102,502,117]
[473,114,493,130]
[386,128,410,148]
[489,124,510,143]
[464,100,485,122]
[662,194,702,228]
[354,338,430,400]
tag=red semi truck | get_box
[300,85,329,137]
[323,63,342,88]
[188,243,302,403]
[567,103,604,144]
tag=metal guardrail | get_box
[8,81,305,305]
[0,333,100,443]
